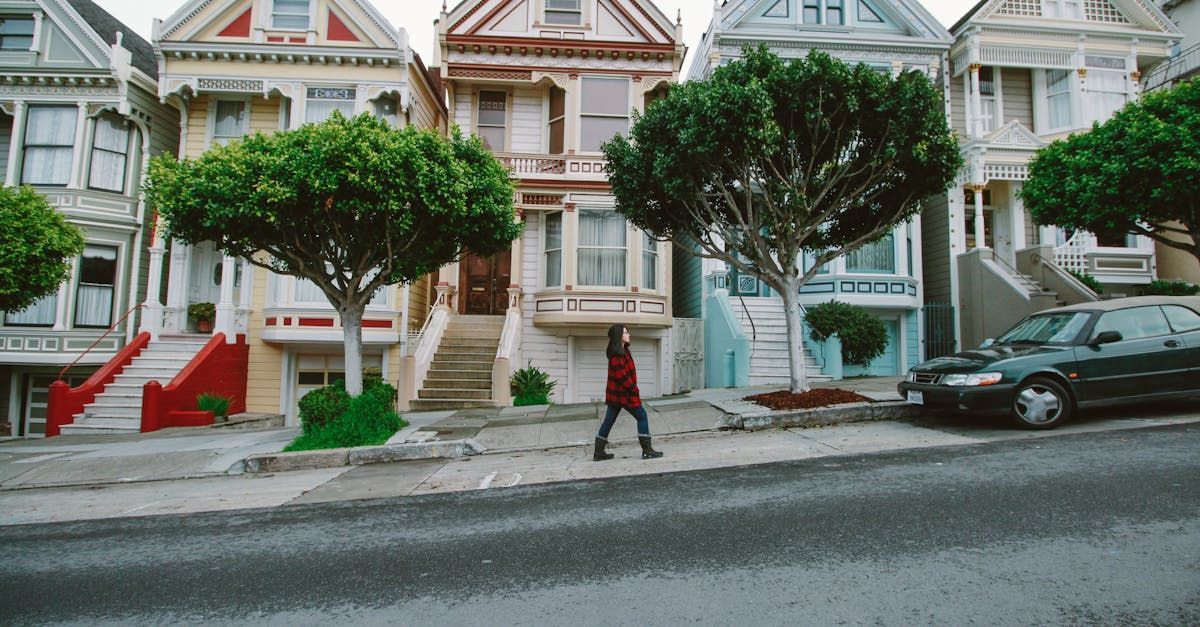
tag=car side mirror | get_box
[979,338,995,349]
[1089,330,1123,346]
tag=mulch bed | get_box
[744,388,873,411]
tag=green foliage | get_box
[297,380,351,435]
[286,380,404,451]
[1024,78,1200,266]
[196,392,231,418]
[187,302,216,322]
[144,113,521,396]
[805,301,889,367]
[511,362,555,406]
[1143,279,1200,296]
[0,185,85,313]
[1067,269,1104,294]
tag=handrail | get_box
[1144,41,1200,91]
[989,252,1045,294]
[58,303,143,381]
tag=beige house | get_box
[142,0,447,426]
[922,0,1180,351]
[407,0,686,407]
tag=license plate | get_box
[906,390,924,405]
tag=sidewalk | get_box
[0,377,905,492]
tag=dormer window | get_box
[272,0,310,30]
[0,18,33,50]
[545,0,582,26]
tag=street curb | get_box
[719,401,922,431]
[242,439,487,474]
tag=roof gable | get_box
[156,0,401,49]
[446,0,678,45]
[956,0,1180,35]
[719,0,950,41]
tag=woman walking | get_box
[594,324,663,461]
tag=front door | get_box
[460,250,511,315]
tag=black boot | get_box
[639,435,663,459]
[593,436,614,461]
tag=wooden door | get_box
[460,250,512,315]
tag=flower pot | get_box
[196,319,214,333]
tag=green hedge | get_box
[285,379,406,452]
[1143,279,1200,296]
[804,301,889,367]
[511,362,555,407]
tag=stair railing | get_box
[58,303,142,381]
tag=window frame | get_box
[87,114,131,194]
[271,0,311,31]
[1043,68,1073,132]
[21,104,77,187]
[475,89,509,152]
[546,86,566,155]
[3,292,57,327]
[544,211,563,288]
[304,86,357,125]
[844,231,898,274]
[1089,306,1174,342]
[209,97,250,147]
[1162,305,1200,334]
[0,17,34,50]
[579,76,631,154]
[544,0,583,26]
[576,208,628,288]
[641,232,659,291]
[73,244,120,329]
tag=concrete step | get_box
[132,351,198,360]
[747,374,834,386]
[419,378,492,391]
[409,398,497,411]
[437,344,499,355]
[69,415,142,428]
[80,405,141,418]
[432,352,495,363]
[425,370,493,382]
[126,358,192,370]
[88,394,143,407]
[146,340,209,351]
[119,366,187,377]
[111,375,171,387]
[440,337,501,347]
[60,421,140,435]
[418,388,492,400]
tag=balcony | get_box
[1054,232,1155,286]
[496,153,610,184]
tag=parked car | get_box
[899,296,1200,429]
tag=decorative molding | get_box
[0,83,119,97]
[448,67,533,81]
[197,77,264,92]
[446,51,674,73]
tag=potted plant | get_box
[196,392,232,423]
[187,302,216,333]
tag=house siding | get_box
[510,87,543,153]
[1000,68,1034,129]
[245,265,284,414]
[518,212,570,403]
[921,192,952,306]
[950,78,968,137]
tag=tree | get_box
[0,185,85,313]
[1023,78,1200,264]
[144,113,521,396]
[603,47,961,392]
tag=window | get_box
[1092,306,1172,341]
[545,0,582,25]
[578,210,626,287]
[545,212,562,287]
[374,95,400,127]
[212,100,246,146]
[272,0,309,29]
[88,115,129,193]
[845,232,896,273]
[476,90,507,151]
[0,18,34,50]
[996,312,1090,345]
[641,233,658,290]
[4,293,56,326]
[1046,69,1072,130]
[1095,230,1137,248]
[827,0,845,25]
[547,87,565,154]
[294,268,386,306]
[22,106,75,186]
[1044,0,1082,19]
[580,77,630,153]
[305,87,355,124]
[1163,305,1200,333]
[1086,70,1126,124]
[74,245,117,328]
[978,66,997,134]
[804,0,820,23]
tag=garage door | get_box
[845,319,899,377]
[573,338,659,403]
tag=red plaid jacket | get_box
[606,350,642,409]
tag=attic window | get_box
[545,0,582,26]
[0,18,34,50]
[272,0,310,30]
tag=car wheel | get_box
[1010,377,1073,430]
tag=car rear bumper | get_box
[897,381,1015,415]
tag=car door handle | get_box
[1164,340,1181,348]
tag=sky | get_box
[92,0,977,76]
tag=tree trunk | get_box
[779,276,810,394]
[340,302,366,397]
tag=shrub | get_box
[1067,269,1104,294]
[511,362,556,406]
[1143,279,1200,296]
[804,301,889,367]
[285,379,405,452]
[196,392,231,418]
[298,381,350,435]
[187,301,216,322]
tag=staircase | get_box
[411,315,504,411]
[729,297,832,386]
[61,335,210,435]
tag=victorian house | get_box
[0,0,178,437]
[923,0,1180,351]
[684,0,952,386]
[413,0,686,407]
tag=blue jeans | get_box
[598,404,650,439]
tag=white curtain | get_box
[580,78,629,152]
[89,115,129,192]
[213,101,245,145]
[1046,70,1071,129]
[294,277,326,304]
[6,293,56,326]
[74,284,113,327]
[305,99,354,124]
[23,106,75,185]
[272,0,309,29]
[846,232,896,273]
[578,210,626,287]
[545,213,562,287]
[1086,70,1127,125]
[641,232,658,290]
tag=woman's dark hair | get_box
[606,324,627,359]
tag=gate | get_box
[672,318,704,393]
[923,302,956,360]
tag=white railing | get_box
[498,154,566,176]
[412,306,450,394]
[1054,231,1095,276]
[491,288,523,406]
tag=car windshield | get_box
[995,312,1091,346]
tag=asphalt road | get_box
[1,423,1197,625]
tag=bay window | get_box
[476,90,507,151]
[272,0,310,29]
[544,212,562,288]
[0,18,34,50]
[5,293,56,326]
[88,114,130,193]
[1086,70,1127,125]
[580,77,630,153]
[578,210,626,287]
[845,232,896,273]
[641,233,658,290]
[305,87,355,124]
[545,0,582,25]
[74,245,117,328]
[212,100,246,146]
[978,67,997,134]
[1045,69,1071,130]
[22,106,75,186]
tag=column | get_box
[565,74,580,154]
[52,261,72,331]
[140,218,167,339]
[214,254,237,342]
[509,212,524,308]
[968,64,983,138]
[5,101,26,186]
[973,185,987,250]
[1010,182,1027,251]
[67,103,88,188]
[563,203,578,290]
[237,258,254,337]
[164,239,191,332]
